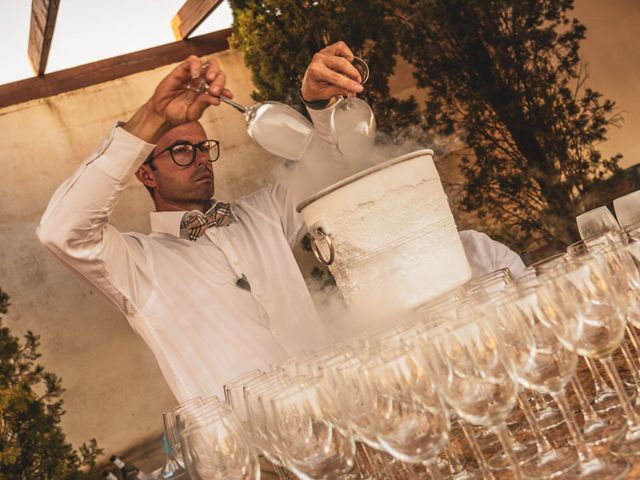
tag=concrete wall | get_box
[0,0,638,470]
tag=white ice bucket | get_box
[297,149,472,317]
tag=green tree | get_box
[0,287,102,480]
[229,0,426,144]
[230,0,622,252]
[395,0,621,250]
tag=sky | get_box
[0,0,234,85]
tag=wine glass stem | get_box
[570,377,602,423]
[459,422,496,480]
[625,323,640,359]
[443,444,466,475]
[517,391,553,453]
[585,357,611,395]
[493,423,524,480]
[550,390,593,463]
[599,355,640,428]
[620,341,640,391]
[425,460,443,480]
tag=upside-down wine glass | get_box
[186,63,315,161]
[328,57,376,158]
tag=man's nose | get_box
[193,148,210,168]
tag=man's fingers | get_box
[207,70,227,96]
[320,41,355,62]
[323,56,362,83]
[312,63,363,93]
[177,55,204,80]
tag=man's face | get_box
[138,122,215,211]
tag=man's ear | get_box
[135,164,158,189]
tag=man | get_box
[37,41,364,402]
[38,40,524,403]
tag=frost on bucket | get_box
[298,149,472,321]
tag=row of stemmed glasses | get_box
[158,227,640,479]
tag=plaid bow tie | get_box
[181,201,234,241]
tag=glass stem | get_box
[619,340,640,392]
[459,421,496,480]
[517,391,553,453]
[425,459,444,480]
[599,355,640,428]
[403,462,421,480]
[550,390,593,463]
[625,323,640,359]
[443,444,466,476]
[493,423,523,480]
[584,357,612,396]
[571,377,603,424]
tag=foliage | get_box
[228,0,427,144]
[229,0,622,251]
[395,0,622,249]
[0,287,103,480]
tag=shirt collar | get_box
[148,200,236,238]
[149,211,187,238]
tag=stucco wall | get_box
[0,48,284,465]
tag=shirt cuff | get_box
[306,103,338,147]
[90,123,156,182]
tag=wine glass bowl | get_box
[329,57,376,158]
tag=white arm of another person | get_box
[37,125,155,316]
[459,230,526,279]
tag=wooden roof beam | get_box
[171,0,224,41]
[28,0,61,76]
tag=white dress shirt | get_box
[459,230,526,278]
[37,116,331,401]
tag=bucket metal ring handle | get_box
[310,227,335,266]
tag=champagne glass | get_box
[179,406,260,480]
[187,64,314,161]
[576,206,620,240]
[329,57,376,158]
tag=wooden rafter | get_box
[0,28,232,110]
[171,0,224,41]
[28,0,61,76]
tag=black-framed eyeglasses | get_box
[145,139,220,167]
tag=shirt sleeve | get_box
[262,104,341,247]
[37,124,156,316]
[459,230,526,279]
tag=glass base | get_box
[520,446,579,479]
[591,388,622,414]
[576,456,629,480]
[610,425,640,457]
[488,439,537,472]
[537,407,565,431]
[582,415,626,446]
